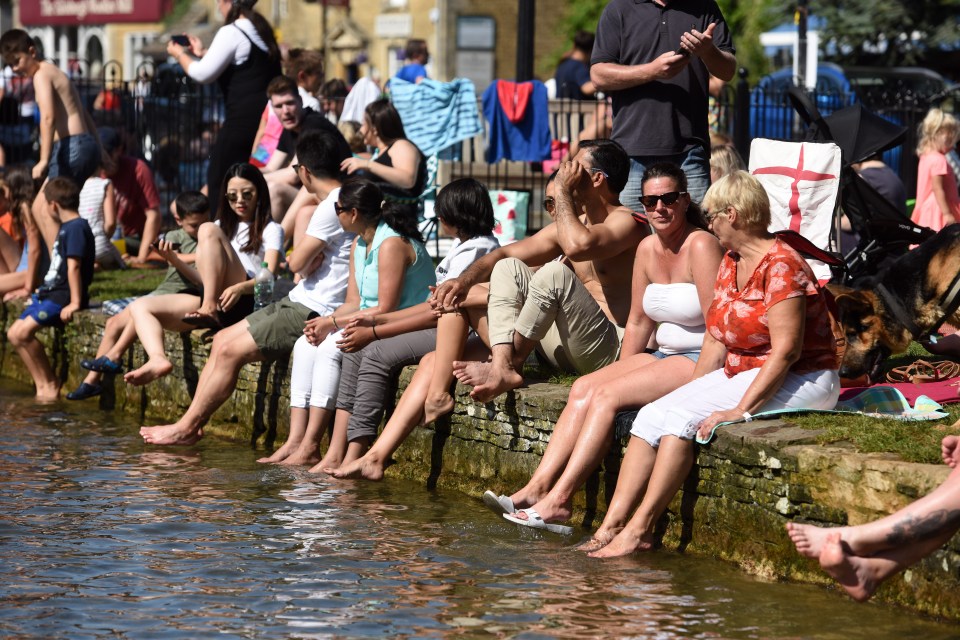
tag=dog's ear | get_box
[834,289,876,322]
[826,282,855,297]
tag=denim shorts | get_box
[19,294,64,327]
[651,349,700,363]
[48,133,100,184]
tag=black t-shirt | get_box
[591,0,734,156]
[277,108,352,161]
[860,165,907,216]
[37,217,95,307]
[555,58,592,100]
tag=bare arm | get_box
[591,52,689,92]
[343,140,420,189]
[133,209,162,263]
[696,296,806,438]
[102,182,117,239]
[32,70,55,178]
[430,225,563,310]
[286,233,327,274]
[619,241,655,359]
[60,256,84,322]
[931,174,957,225]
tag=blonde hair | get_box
[917,108,960,155]
[702,170,771,231]
[710,144,746,180]
[338,120,366,154]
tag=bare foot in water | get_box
[453,360,524,403]
[423,391,455,425]
[257,440,301,463]
[308,450,343,475]
[324,455,387,481]
[576,526,622,553]
[35,382,61,402]
[278,447,321,466]
[141,423,203,446]
[819,531,877,602]
[786,522,848,560]
[587,528,655,558]
[124,357,173,386]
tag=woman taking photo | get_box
[281,178,436,471]
[340,99,428,208]
[585,170,842,557]
[167,0,281,200]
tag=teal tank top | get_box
[354,220,436,311]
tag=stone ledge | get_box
[2,301,959,620]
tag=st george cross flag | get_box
[749,139,842,282]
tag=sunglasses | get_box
[225,190,256,203]
[334,202,349,215]
[704,207,729,223]
[543,197,556,211]
[639,191,686,209]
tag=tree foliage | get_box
[812,0,960,67]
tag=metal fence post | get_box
[733,67,751,165]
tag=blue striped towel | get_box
[390,78,484,157]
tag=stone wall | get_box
[2,301,959,620]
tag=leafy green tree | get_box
[812,0,960,66]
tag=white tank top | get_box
[643,282,706,354]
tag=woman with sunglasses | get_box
[494,163,724,533]
[587,170,842,557]
[181,162,283,330]
[282,178,436,470]
[323,173,562,481]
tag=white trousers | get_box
[289,330,344,410]
[630,367,840,448]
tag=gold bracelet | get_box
[371,325,380,340]
[331,316,339,330]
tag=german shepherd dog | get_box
[832,224,960,381]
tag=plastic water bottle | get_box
[253,261,274,309]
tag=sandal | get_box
[885,359,960,384]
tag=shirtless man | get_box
[434,139,648,402]
[0,29,101,269]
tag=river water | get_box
[0,379,955,638]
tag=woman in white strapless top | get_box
[500,163,724,532]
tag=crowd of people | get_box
[2,0,960,606]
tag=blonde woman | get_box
[911,108,960,231]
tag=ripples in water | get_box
[0,379,955,638]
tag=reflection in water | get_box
[0,379,955,638]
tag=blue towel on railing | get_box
[390,78,483,158]
[481,80,551,163]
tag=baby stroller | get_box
[786,86,935,284]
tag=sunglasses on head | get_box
[226,190,256,203]
[639,191,686,209]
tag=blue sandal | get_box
[66,382,103,401]
[80,356,123,374]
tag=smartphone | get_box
[171,34,190,47]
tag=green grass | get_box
[89,268,166,302]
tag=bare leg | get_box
[328,339,491,480]
[511,353,687,514]
[124,294,201,386]
[0,228,20,273]
[80,308,135,387]
[7,317,60,401]
[31,187,59,252]
[283,406,333,467]
[140,321,261,445]
[423,312,472,424]
[576,435,658,553]
[818,526,959,602]
[454,342,523,403]
[308,407,344,472]
[590,436,695,558]
[788,460,960,559]
[189,222,247,317]
[258,406,309,463]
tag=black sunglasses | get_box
[334,202,347,215]
[639,191,687,209]
[225,190,256,203]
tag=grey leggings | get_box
[337,328,439,442]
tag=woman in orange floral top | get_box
[587,170,842,558]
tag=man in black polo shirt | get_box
[263,75,351,221]
[591,0,736,208]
